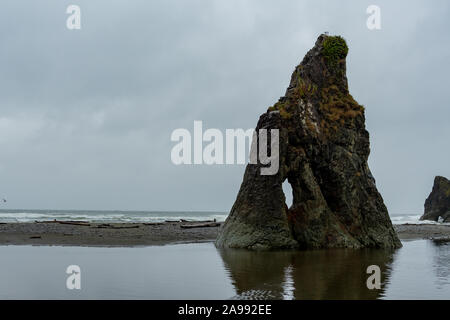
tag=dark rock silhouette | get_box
[216,34,401,250]
[420,176,450,222]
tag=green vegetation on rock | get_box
[267,101,292,119]
[322,36,348,68]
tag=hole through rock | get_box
[282,180,293,209]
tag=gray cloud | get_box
[0,0,449,214]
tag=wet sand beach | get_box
[394,224,450,241]
[0,221,221,246]
[0,221,449,246]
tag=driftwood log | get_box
[95,224,140,229]
[35,220,58,223]
[57,221,91,226]
[35,220,90,226]
[180,222,220,229]
[180,219,217,223]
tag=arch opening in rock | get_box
[282,180,293,209]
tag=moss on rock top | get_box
[322,36,348,67]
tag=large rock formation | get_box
[216,34,401,250]
[420,176,450,222]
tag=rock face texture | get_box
[420,176,450,222]
[215,34,401,250]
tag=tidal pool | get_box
[0,240,448,299]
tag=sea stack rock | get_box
[420,176,450,222]
[216,34,401,250]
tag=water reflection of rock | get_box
[218,248,395,300]
[431,240,450,286]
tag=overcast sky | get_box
[0,0,449,214]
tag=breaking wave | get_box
[0,210,228,223]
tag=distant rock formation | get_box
[420,176,450,222]
[215,34,401,250]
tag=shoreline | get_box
[394,224,450,241]
[0,222,449,247]
[0,221,221,247]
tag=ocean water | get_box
[0,240,448,299]
[390,214,450,225]
[0,210,448,225]
[0,209,228,223]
